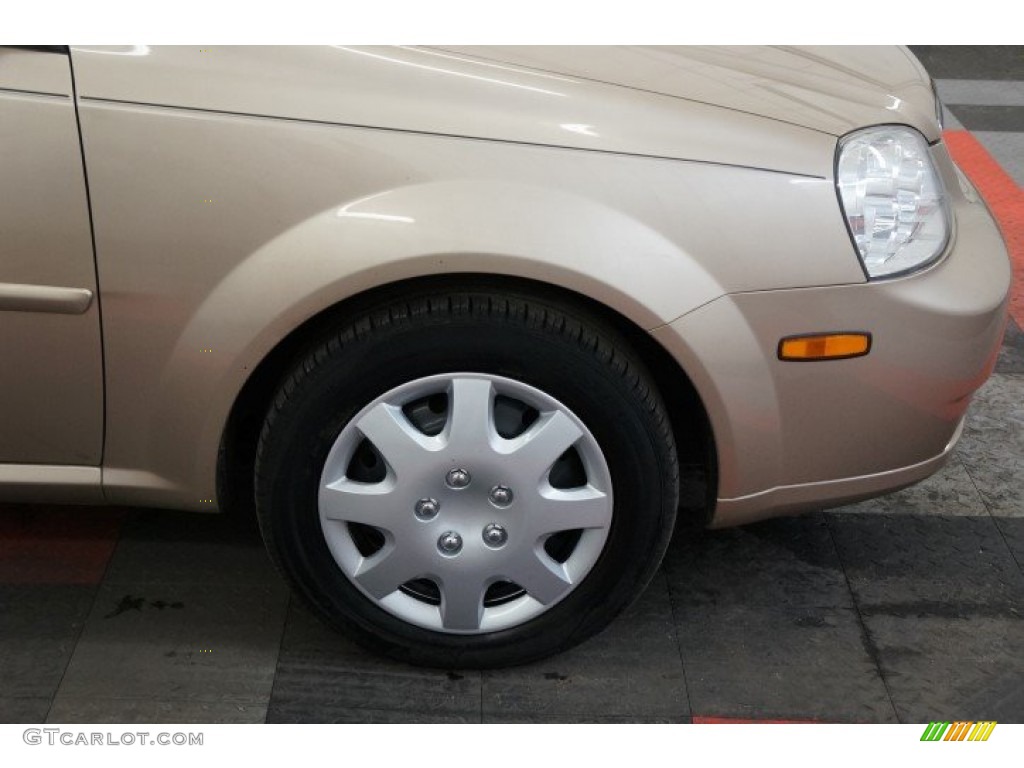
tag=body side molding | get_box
[0,282,94,314]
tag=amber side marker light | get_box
[778,333,872,362]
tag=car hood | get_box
[71,46,934,178]
[436,46,940,140]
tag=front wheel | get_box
[255,289,678,667]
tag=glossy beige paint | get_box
[0,51,104,466]
[71,45,837,177]
[0,464,103,504]
[654,142,1010,524]
[0,48,71,95]
[0,46,1009,529]
[439,46,941,140]
[75,97,863,510]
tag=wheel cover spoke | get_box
[353,548,421,600]
[356,402,440,475]
[528,485,612,538]
[502,410,583,484]
[438,573,488,630]
[445,377,496,454]
[320,478,403,531]
[508,550,573,605]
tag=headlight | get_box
[836,125,950,279]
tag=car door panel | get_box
[0,48,103,465]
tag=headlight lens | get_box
[836,126,950,279]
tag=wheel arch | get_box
[217,274,717,530]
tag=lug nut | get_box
[437,531,463,555]
[482,524,508,548]
[414,498,440,521]
[489,485,514,507]
[446,468,471,489]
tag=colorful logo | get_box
[921,722,997,742]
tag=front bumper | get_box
[652,142,1011,527]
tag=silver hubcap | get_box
[318,373,613,634]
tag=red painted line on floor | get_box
[944,129,1024,327]
[692,716,819,724]
[0,507,125,585]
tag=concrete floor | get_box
[1,46,1022,724]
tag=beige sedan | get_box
[0,45,1010,666]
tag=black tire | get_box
[255,287,678,668]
